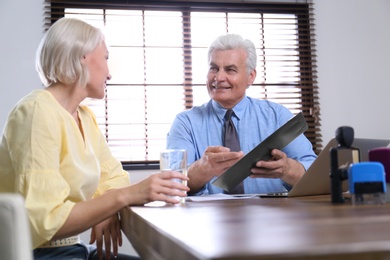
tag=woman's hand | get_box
[90,213,122,259]
[130,171,190,205]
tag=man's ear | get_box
[248,69,257,85]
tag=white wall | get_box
[1,0,390,256]
[314,0,390,143]
[0,0,43,129]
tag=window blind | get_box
[45,0,321,166]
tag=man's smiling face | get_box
[206,48,256,109]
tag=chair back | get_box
[0,193,33,260]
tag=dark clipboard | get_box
[212,112,308,192]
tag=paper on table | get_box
[185,194,258,202]
[142,194,259,206]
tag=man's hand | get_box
[250,149,305,186]
[187,146,244,193]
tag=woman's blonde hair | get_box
[36,18,104,87]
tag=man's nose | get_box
[215,70,226,81]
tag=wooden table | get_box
[120,195,390,260]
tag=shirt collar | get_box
[211,96,249,121]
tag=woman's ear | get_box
[80,55,87,64]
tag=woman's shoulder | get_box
[9,89,56,116]
[15,89,59,108]
[4,89,65,134]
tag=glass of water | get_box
[160,149,188,203]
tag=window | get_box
[46,0,320,167]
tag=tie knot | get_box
[225,109,234,121]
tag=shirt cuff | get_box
[188,185,207,196]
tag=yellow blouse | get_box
[0,89,130,248]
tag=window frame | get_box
[46,0,320,170]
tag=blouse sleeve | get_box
[5,99,75,247]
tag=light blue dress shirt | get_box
[166,96,317,195]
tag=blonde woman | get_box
[0,17,188,259]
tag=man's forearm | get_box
[187,162,210,194]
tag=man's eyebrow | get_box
[208,63,238,70]
[225,64,238,70]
